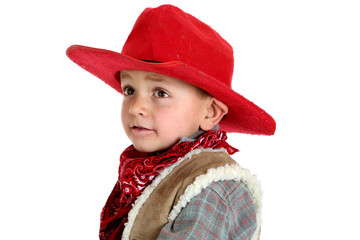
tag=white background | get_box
[1,0,359,239]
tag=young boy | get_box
[66,4,275,240]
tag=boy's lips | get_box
[130,125,155,132]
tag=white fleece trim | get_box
[121,148,227,240]
[168,164,262,240]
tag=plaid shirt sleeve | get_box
[157,180,257,240]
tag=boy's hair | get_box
[197,88,211,99]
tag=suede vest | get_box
[121,149,262,240]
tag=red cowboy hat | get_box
[66,4,276,135]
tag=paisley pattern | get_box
[99,130,238,240]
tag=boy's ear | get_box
[200,98,228,131]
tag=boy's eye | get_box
[154,89,169,98]
[123,87,135,96]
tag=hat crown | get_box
[121,5,234,88]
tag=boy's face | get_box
[120,70,210,153]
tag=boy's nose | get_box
[129,95,150,117]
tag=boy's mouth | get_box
[131,125,154,131]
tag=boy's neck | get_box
[180,125,219,143]
[150,125,220,156]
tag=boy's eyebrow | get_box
[145,73,168,82]
[120,71,131,80]
[120,71,168,83]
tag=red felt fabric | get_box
[66,5,276,135]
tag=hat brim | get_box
[66,45,276,135]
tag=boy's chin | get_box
[133,143,172,154]
[130,137,180,154]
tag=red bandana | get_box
[99,130,238,240]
